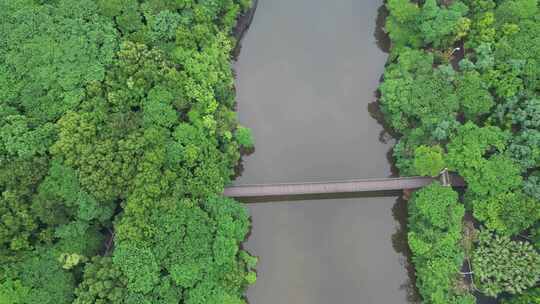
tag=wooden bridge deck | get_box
[223,173,465,198]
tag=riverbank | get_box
[233,0,259,59]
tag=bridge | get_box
[223,170,464,198]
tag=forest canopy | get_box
[2,0,539,303]
[0,0,255,303]
[381,0,540,302]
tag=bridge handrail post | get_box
[439,168,450,187]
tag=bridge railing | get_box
[223,174,465,198]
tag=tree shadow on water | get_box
[369,4,398,146]
[232,0,259,60]
[367,91,401,177]
[237,190,402,204]
[366,54,401,146]
[233,146,255,180]
[367,92,394,144]
[392,196,421,303]
[374,4,391,53]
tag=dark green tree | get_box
[502,287,540,304]
[379,48,459,134]
[456,71,494,120]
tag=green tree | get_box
[0,247,76,304]
[408,183,473,303]
[413,145,446,177]
[473,231,540,297]
[468,154,522,197]
[385,0,470,49]
[502,287,540,304]
[456,71,494,120]
[524,173,540,201]
[379,48,459,133]
[1,0,255,302]
[473,191,540,235]
[495,0,538,25]
[419,0,470,48]
[0,0,119,261]
[0,0,118,125]
[0,279,30,304]
[446,122,508,176]
[507,98,540,170]
[74,257,128,304]
[446,123,519,198]
[235,126,254,149]
[385,0,422,48]
[380,0,540,303]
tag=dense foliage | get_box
[407,183,475,304]
[502,287,540,304]
[0,0,255,303]
[473,231,540,296]
[381,0,540,301]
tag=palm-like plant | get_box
[473,230,540,297]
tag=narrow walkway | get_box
[224,172,464,198]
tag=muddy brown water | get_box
[233,0,418,303]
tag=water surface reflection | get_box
[233,0,417,303]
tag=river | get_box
[233,0,418,303]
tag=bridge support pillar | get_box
[402,188,413,201]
